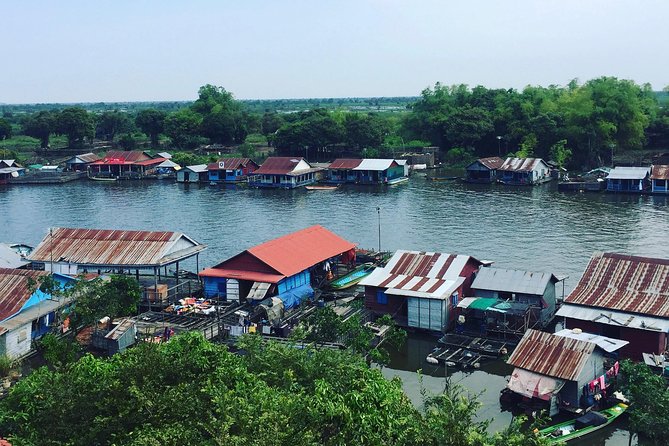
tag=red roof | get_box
[91,151,153,165]
[0,268,49,322]
[566,252,669,318]
[507,329,595,381]
[135,157,167,166]
[329,159,363,169]
[206,158,257,171]
[651,165,669,180]
[254,157,317,175]
[200,225,356,283]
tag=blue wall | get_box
[203,277,227,299]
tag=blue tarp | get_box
[275,284,314,310]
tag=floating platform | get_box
[426,346,489,368]
[438,333,509,356]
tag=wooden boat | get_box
[305,184,340,191]
[428,176,460,181]
[328,263,375,290]
[387,176,409,185]
[88,175,117,182]
[537,403,628,444]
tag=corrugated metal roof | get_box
[499,157,548,172]
[136,157,167,166]
[0,244,28,269]
[0,296,73,331]
[651,165,669,180]
[353,159,397,171]
[474,157,505,170]
[554,328,628,353]
[101,151,152,163]
[156,152,172,159]
[0,268,49,322]
[606,166,650,180]
[556,304,669,332]
[329,159,363,169]
[207,158,256,171]
[360,250,480,299]
[28,228,206,267]
[202,225,356,281]
[185,164,209,173]
[472,267,558,295]
[254,157,318,175]
[156,160,180,169]
[507,329,595,381]
[0,160,18,168]
[68,153,101,164]
[565,252,669,318]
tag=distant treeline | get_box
[1,78,668,169]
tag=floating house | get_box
[27,228,207,297]
[0,269,75,359]
[470,267,562,328]
[199,225,356,310]
[176,164,209,183]
[360,250,484,331]
[88,151,154,179]
[605,166,651,193]
[650,165,669,194]
[497,157,552,185]
[64,153,101,171]
[0,160,25,184]
[556,252,669,359]
[207,158,258,184]
[325,158,406,185]
[505,329,625,416]
[249,157,321,188]
[464,157,504,183]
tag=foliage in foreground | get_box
[619,359,669,444]
[0,332,547,446]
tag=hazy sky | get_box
[3,0,668,103]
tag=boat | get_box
[88,175,117,182]
[537,403,628,444]
[328,263,375,290]
[429,176,460,181]
[387,176,409,185]
[305,184,340,191]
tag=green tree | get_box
[22,110,57,148]
[96,111,134,141]
[56,107,95,149]
[0,118,12,140]
[72,275,141,328]
[135,109,167,148]
[193,84,249,144]
[164,109,204,149]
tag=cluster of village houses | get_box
[3,150,668,193]
[1,223,668,416]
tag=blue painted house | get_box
[0,269,76,359]
[199,225,356,313]
[248,157,321,188]
[606,166,651,193]
[325,158,406,184]
[207,158,259,184]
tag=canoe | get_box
[89,176,117,182]
[537,403,628,444]
[305,184,340,191]
[428,176,460,181]
[328,263,375,290]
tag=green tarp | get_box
[468,297,499,311]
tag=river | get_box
[1,172,667,444]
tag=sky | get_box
[3,0,668,103]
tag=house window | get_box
[18,329,27,343]
[451,292,459,308]
[376,290,388,305]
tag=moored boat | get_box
[537,403,628,444]
[305,184,340,191]
[88,175,117,182]
[328,263,375,290]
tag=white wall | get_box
[2,323,32,360]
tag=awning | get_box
[248,282,272,301]
[275,284,314,310]
[507,368,565,401]
[458,297,499,310]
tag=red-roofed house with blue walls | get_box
[207,158,259,184]
[199,226,356,311]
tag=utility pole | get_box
[376,207,381,253]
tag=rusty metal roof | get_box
[565,252,669,318]
[94,151,153,164]
[499,157,548,172]
[651,165,669,180]
[478,157,505,170]
[254,157,321,175]
[68,153,101,164]
[507,329,595,381]
[329,159,363,169]
[28,228,206,267]
[201,225,355,281]
[0,268,49,322]
[135,157,166,166]
[206,158,257,171]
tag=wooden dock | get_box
[426,333,509,368]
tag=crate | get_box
[145,284,168,302]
